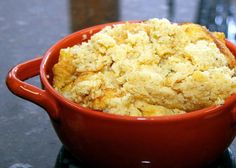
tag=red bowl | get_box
[6,21,236,168]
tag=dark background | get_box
[1,0,236,167]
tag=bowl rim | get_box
[40,21,236,122]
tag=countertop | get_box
[1,0,236,167]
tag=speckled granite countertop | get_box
[1,0,236,167]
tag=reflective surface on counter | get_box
[54,146,236,168]
[1,0,236,167]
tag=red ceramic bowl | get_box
[6,21,236,168]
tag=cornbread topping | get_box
[53,18,236,116]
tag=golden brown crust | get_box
[208,32,236,68]
[181,23,236,68]
[212,32,225,42]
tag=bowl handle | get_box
[6,56,59,121]
[226,40,236,126]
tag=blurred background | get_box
[1,0,236,167]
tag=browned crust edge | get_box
[181,23,236,68]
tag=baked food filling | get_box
[53,18,236,116]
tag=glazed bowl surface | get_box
[6,21,236,168]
